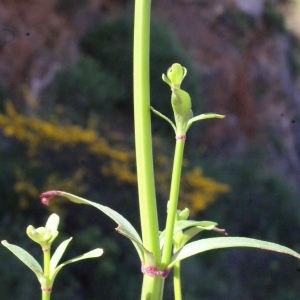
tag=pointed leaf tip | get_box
[150,106,176,132]
[50,237,73,274]
[213,227,228,236]
[40,190,62,205]
[40,191,144,262]
[169,237,300,268]
[50,248,104,287]
[46,214,60,232]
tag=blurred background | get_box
[0,0,300,299]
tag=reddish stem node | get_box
[175,135,186,140]
[141,262,170,278]
[41,286,52,292]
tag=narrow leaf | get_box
[1,240,44,280]
[162,73,171,86]
[50,248,103,285]
[46,192,141,242]
[50,237,72,275]
[177,226,210,249]
[40,191,145,261]
[169,237,300,268]
[116,227,156,266]
[160,221,217,249]
[45,214,60,233]
[187,113,225,129]
[150,106,176,132]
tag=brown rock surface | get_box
[0,0,299,176]
[154,0,300,177]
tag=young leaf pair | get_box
[1,213,103,300]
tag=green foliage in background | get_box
[0,97,228,298]
[54,0,88,16]
[1,3,300,298]
[45,55,124,126]
[217,7,258,34]
[263,3,286,32]
[187,157,300,300]
[44,16,201,131]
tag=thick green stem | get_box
[42,291,51,300]
[134,0,163,298]
[42,249,51,300]
[161,139,185,268]
[134,0,160,264]
[141,274,165,300]
[173,261,182,300]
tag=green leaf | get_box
[1,240,44,281]
[43,191,145,262]
[168,237,300,268]
[116,228,156,266]
[50,248,103,285]
[50,237,72,275]
[187,113,225,129]
[150,106,176,132]
[177,226,213,249]
[61,192,141,241]
[159,221,217,249]
[162,73,171,86]
[45,214,59,233]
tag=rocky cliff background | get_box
[1,0,300,299]
[1,0,299,176]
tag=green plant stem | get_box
[141,274,165,300]
[161,139,185,268]
[134,0,164,298]
[133,0,160,263]
[42,290,51,300]
[42,250,51,300]
[173,261,182,300]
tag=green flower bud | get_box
[171,88,191,121]
[175,209,181,221]
[162,63,192,138]
[26,225,58,249]
[178,208,190,221]
[163,63,187,89]
[171,88,191,137]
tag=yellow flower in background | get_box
[0,101,229,215]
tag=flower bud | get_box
[27,222,58,249]
[163,63,192,137]
[171,88,191,122]
[178,208,190,221]
[163,63,187,89]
